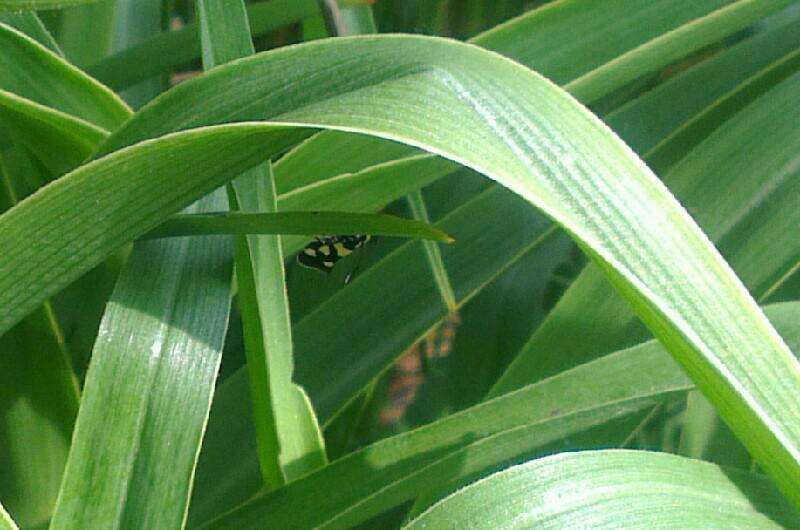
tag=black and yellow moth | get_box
[297,234,371,273]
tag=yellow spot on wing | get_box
[319,246,331,256]
[334,242,351,256]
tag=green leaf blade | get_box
[405,450,800,529]
[0,22,130,130]
[145,211,453,242]
[196,0,328,486]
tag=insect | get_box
[297,234,371,279]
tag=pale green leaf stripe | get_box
[0,89,108,174]
[202,302,800,529]
[144,211,453,242]
[567,0,798,103]
[0,0,97,8]
[197,0,327,487]
[95,35,800,504]
[0,502,17,530]
[405,450,800,529]
[0,22,130,130]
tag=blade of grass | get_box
[476,0,734,85]
[278,154,461,255]
[607,12,800,157]
[87,0,320,91]
[56,0,115,68]
[197,0,327,487]
[404,450,800,529]
[648,45,800,173]
[48,9,238,526]
[187,183,557,524]
[405,189,457,309]
[0,313,78,528]
[491,68,800,395]
[566,0,798,103]
[0,89,108,175]
[0,150,79,529]
[0,11,61,54]
[109,0,168,109]
[0,22,130,130]
[50,204,234,529]
[143,211,453,242]
[260,6,800,419]
[274,0,739,214]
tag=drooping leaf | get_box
[492,68,800,394]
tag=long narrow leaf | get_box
[0,89,107,175]
[88,0,320,91]
[243,3,800,433]
[567,0,797,103]
[50,198,233,528]
[197,0,327,487]
[274,0,739,193]
[0,22,130,130]
[0,11,61,54]
[492,68,800,394]
[405,450,800,529]
[144,211,453,242]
